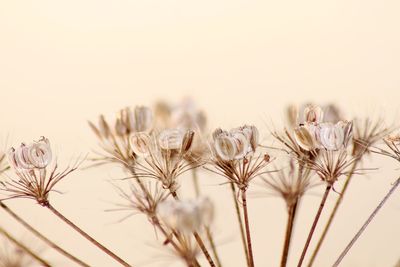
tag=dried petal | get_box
[158,129,184,150]
[319,123,344,150]
[214,134,237,161]
[294,126,315,151]
[130,132,152,157]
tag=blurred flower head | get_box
[157,197,214,233]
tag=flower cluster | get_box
[293,105,353,152]
[209,125,270,191]
[129,128,197,193]
[290,105,354,184]
[88,106,153,165]
[157,197,214,233]
[1,137,77,206]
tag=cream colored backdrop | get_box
[0,1,400,266]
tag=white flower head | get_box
[158,129,185,150]
[157,197,214,233]
[8,137,52,170]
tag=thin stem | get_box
[332,177,400,267]
[241,189,255,267]
[0,202,89,267]
[171,191,216,267]
[280,200,299,267]
[192,168,201,198]
[45,202,132,267]
[308,161,358,267]
[0,225,51,267]
[230,183,250,266]
[191,169,222,267]
[297,185,331,267]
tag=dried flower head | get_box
[352,117,394,157]
[157,197,214,233]
[112,181,169,223]
[209,125,270,191]
[279,105,355,185]
[88,106,153,165]
[371,133,400,162]
[1,137,78,206]
[128,129,199,193]
[261,160,315,209]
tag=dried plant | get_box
[0,99,399,267]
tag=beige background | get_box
[1,1,400,266]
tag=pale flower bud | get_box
[304,104,324,124]
[319,123,344,150]
[158,129,184,150]
[294,126,316,151]
[130,132,151,157]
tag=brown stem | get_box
[192,168,201,198]
[0,202,89,267]
[308,161,358,267]
[171,191,216,267]
[332,177,400,267]
[241,189,255,267]
[280,200,299,267]
[0,225,51,266]
[45,202,132,267]
[191,169,222,267]
[297,185,331,267]
[230,183,250,266]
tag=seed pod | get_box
[158,129,184,150]
[130,132,151,157]
[286,104,299,127]
[294,126,315,151]
[98,115,111,138]
[304,104,324,124]
[319,123,344,150]
[181,130,195,154]
[214,134,237,161]
[28,137,52,168]
[230,131,250,159]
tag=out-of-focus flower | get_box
[88,106,154,165]
[157,197,214,233]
